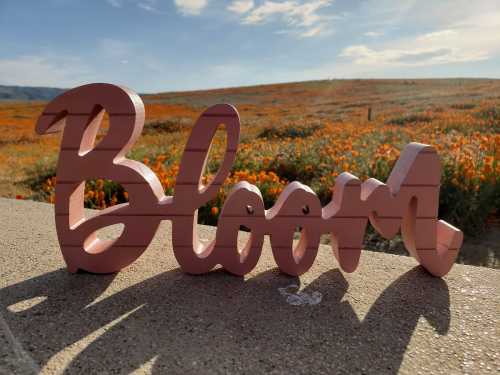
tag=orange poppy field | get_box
[1,79,499,267]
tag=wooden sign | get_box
[36,83,463,277]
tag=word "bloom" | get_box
[36,84,463,277]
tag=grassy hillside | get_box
[144,78,500,118]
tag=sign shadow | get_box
[0,266,450,374]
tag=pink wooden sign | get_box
[36,83,463,277]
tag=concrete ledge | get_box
[1,198,499,374]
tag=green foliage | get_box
[387,114,433,126]
[475,107,500,131]
[23,156,57,201]
[475,107,500,121]
[439,166,500,236]
[257,123,323,139]
[451,103,476,110]
[84,179,129,209]
[143,117,190,134]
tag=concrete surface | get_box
[0,197,499,374]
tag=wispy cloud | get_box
[137,0,166,13]
[106,0,122,8]
[5,0,500,92]
[340,45,487,67]
[300,24,327,38]
[98,38,134,58]
[227,0,255,14]
[0,55,94,87]
[364,31,383,38]
[174,0,208,15]
[231,0,335,38]
[105,0,165,13]
[340,8,500,68]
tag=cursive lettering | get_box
[36,83,463,277]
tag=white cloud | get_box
[137,0,158,13]
[242,1,294,23]
[340,45,487,67]
[137,0,167,13]
[416,29,456,42]
[236,0,334,37]
[227,0,255,14]
[105,0,165,13]
[300,24,326,38]
[340,7,500,68]
[138,2,156,12]
[0,55,94,87]
[174,0,208,15]
[364,31,383,38]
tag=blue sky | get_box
[0,0,499,92]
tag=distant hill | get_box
[0,85,66,101]
[142,78,500,110]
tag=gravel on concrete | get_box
[0,198,499,374]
